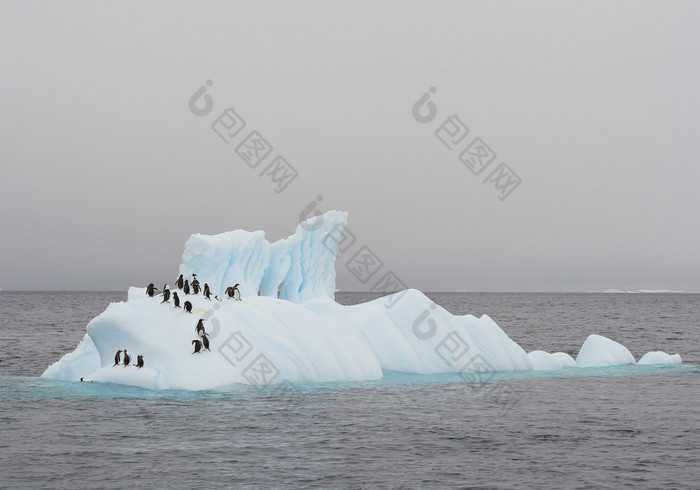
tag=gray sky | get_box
[1,1,699,292]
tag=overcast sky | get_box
[1,1,698,292]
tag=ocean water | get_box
[0,291,698,488]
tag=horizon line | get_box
[0,289,695,294]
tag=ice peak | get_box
[179,211,348,302]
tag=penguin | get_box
[161,284,171,303]
[146,283,158,297]
[192,281,201,295]
[114,349,123,366]
[226,284,241,300]
[203,283,211,300]
[195,319,206,337]
[192,339,202,354]
[176,274,184,290]
[123,349,131,367]
[201,334,210,351]
[172,291,181,308]
[190,273,198,284]
[183,280,190,295]
[136,355,144,368]
[184,301,192,313]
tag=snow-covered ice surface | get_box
[42,212,683,390]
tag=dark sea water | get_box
[0,291,698,489]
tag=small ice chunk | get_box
[527,350,577,370]
[638,351,682,365]
[576,334,636,367]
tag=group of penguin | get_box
[192,319,209,354]
[113,349,143,368]
[142,273,243,355]
[146,274,241,313]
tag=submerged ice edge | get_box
[14,363,698,404]
[41,212,683,394]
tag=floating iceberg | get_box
[527,350,577,371]
[575,334,636,368]
[638,351,683,366]
[42,212,683,390]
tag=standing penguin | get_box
[172,291,181,308]
[113,350,123,366]
[136,355,144,368]
[161,284,171,303]
[195,319,206,337]
[176,274,184,289]
[184,301,192,313]
[203,284,211,300]
[192,281,201,295]
[146,283,158,297]
[190,273,198,284]
[183,280,190,295]
[123,349,131,367]
[201,334,210,351]
[191,339,202,354]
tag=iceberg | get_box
[638,351,682,365]
[527,351,577,371]
[575,334,636,368]
[42,211,683,390]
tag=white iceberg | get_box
[527,351,577,371]
[42,211,683,390]
[575,334,636,367]
[638,351,682,365]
